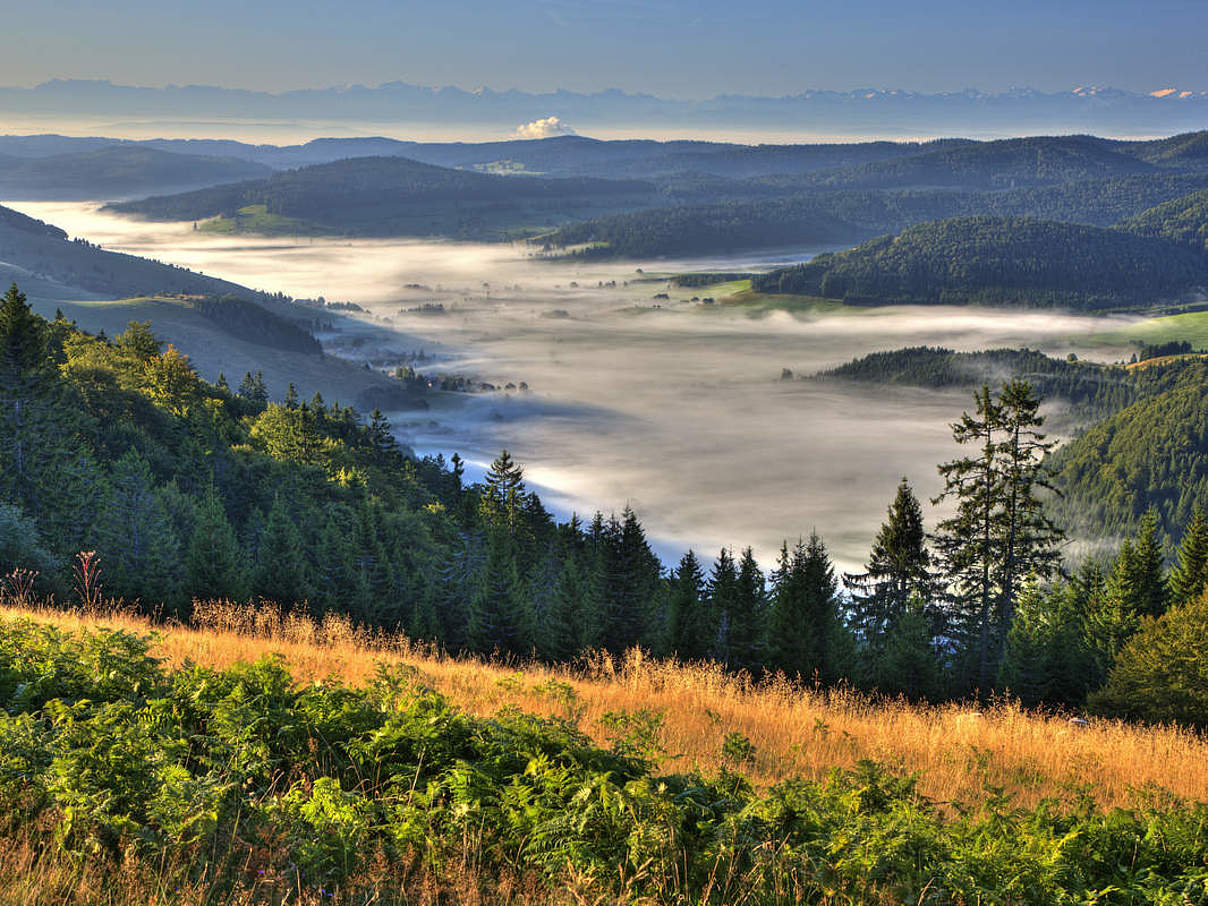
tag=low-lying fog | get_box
[13,201,1134,570]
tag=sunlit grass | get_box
[4,598,1206,813]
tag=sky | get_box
[5,0,1208,99]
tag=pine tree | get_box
[844,478,934,648]
[996,380,1063,624]
[599,508,661,654]
[932,382,1063,692]
[469,526,528,655]
[708,549,739,663]
[0,283,100,551]
[767,533,838,680]
[1108,510,1167,619]
[873,598,942,701]
[185,488,248,602]
[666,550,712,660]
[97,448,180,607]
[252,496,311,605]
[1169,508,1208,605]
[729,547,767,673]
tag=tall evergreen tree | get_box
[729,547,767,673]
[845,478,934,648]
[97,447,180,607]
[469,525,529,655]
[767,533,838,680]
[666,550,712,660]
[1168,508,1208,606]
[1108,509,1167,619]
[933,382,1063,691]
[708,548,739,663]
[0,283,99,551]
[599,508,661,654]
[252,496,311,604]
[932,385,1003,689]
[185,488,248,602]
[996,380,1064,624]
[872,598,942,701]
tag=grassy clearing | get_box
[3,599,1206,813]
[1094,308,1208,351]
[198,204,320,236]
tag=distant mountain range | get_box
[5,79,1208,136]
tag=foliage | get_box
[4,618,1208,902]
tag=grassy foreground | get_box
[3,598,1208,904]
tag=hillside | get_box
[798,135,1154,191]
[104,155,662,238]
[0,145,271,200]
[1118,188,1208,249]
[750,216,1208,309]
[0,202,266,299]
[542,172,1208,259]
[1051,360,1208,540]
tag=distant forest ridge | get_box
[750,216,1208,310]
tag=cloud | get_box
[512,116,576,139]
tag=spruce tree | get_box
[996,380,1063,624]
[666,550,711,660]
[873,599,942,701]
[932,382,1063,692]
[1108,510,1167,619]
[708,548,739,663]
[932,385,1003,690]
[767,533,838,680]
[599,508,661,654]
[844,478,934,648]
[253,496,311,605]
[185,488,248,602]
[1169,508,1208,605]
[97,447,180,607]
[469,525,528,655]
[0,283,99,551]
[729,547,767,673]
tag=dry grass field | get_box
[2,596,1204,814]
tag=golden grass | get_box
[3,598,1206,812]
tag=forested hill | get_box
[539,173,1208,260]
[798,135,1156,191]
[104,156,661,238]
[0,145,271,200]
[1118,188,1208,249]
[819,346,1138,419]
[1051,359,1208,541]
[750,216,1208,309]
[0,202,267,300]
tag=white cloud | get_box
[512,116,576,139]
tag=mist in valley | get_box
[11,201,1137,570]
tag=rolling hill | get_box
[104,155,662,238]
[1118,188,1208,249]
[750,216,1208,309]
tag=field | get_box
[3,598,1204,812]
[1095,308,1208,352]
[198,204,320,236]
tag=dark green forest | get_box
[750,216,1208,308]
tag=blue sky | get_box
[7,0,1208,97]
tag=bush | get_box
[1089,590,1208,728]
